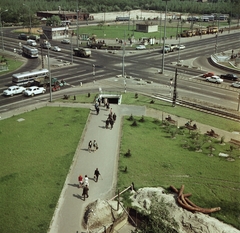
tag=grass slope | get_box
[0,107,89,233]
[118,116,240,229]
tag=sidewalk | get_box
[47,102,146,233]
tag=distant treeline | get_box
[0,0,239,24]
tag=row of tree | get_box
[0,0,239,25]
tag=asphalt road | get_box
[0,28,240,113]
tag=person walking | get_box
[94,168,101,182]
[84,175,89,186]
[88,141,92,152]
[96,106,100,115]
[78,174,83,188]
[113,113,116,122]
[110,118,114,129]
[93,140,98,152]
[82,185,89,201]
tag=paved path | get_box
[47,102,146,233]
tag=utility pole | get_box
[161,0,170,74]
[172,68,178,107]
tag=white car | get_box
[51,46,61,52]
[231,81,240,88]
[206,76,223,84]
[24,86,46,96]
[61,39,70,44]
[3,86,26,96]
[177,44,185,50]
[136,45,146,50]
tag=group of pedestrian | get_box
[78,168,101,201]
[88,140,98,152]
[105,109,117,129]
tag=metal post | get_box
[0,10,8,51]
[71,34,73,64]
[237,93,240,111]
[122,31,126,92]
[128,11,130,30]
[92,64,95,76]
[47,46,52,102]
[38,30,52,102]
[172,68,178,107]
[161,0,169,74]
[23,4,31,34]
[76,0,79,47]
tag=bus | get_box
[12,69,49,86]
[22,45,38,58]
[116,16,130,21]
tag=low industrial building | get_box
[136,22,158,33]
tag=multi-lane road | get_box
[0,28,240,113]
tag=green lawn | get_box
[117,116,240,229]
[0,107,90,233]
[0,54,24,75]
[0,92,239,232]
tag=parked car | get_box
[24,86,46,96]
[61,39,70,44]
[18,33,28,40]
[231,81,240,88]
[51,46,61,52]
[136,45,146,50]
[27,39,37,47]
[3,86,26,96]
[203,72,214,78]
[220,73,238,81]
[206,75,223,84]
[177,44,186,50]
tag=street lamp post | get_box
[161,0,170,74]
[237,93,240,111]
[122,31,126,93]
[23,4,31,34]
[0,9,8,51]
[38,30,52,102]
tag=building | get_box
[37,10,90,21]
[136,22,158,33]
[41,26,74,40]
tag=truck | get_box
[22,45,38,58]
[73,47,91,57]
[162,44,177,53]
[220,73,238,81]
[33,76,65,91]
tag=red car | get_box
[203,72,214,78]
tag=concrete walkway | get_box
[47,102,146,233]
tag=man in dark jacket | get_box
[82,185,89,201]
[94,168,101,182]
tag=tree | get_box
[46,15,61,26]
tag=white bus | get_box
[12,69,49,86]
[22,45,38,58]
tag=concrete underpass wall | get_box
[98,94,122,105]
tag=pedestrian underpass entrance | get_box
[98,93,122,105]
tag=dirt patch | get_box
[14,28,42,34]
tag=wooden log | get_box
[185,197,200,208]
[178,185,185,198]
[170,185,179,193]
